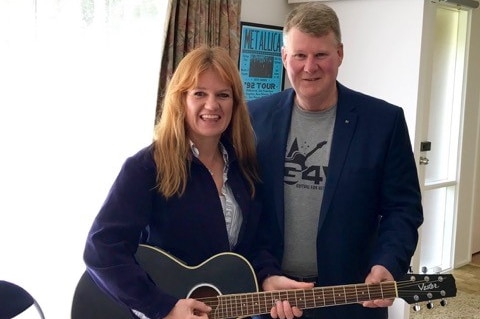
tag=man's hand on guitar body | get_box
[262,275,315,319]
[164,299,211,319]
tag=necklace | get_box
[204,152,220,176]
[207,164,215,175]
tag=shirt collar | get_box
[189,140,229,164]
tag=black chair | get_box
[0,280,45,319]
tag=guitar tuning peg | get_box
[426,301,434,309]
[421,266,428,274]
[408,266,413,273]
[412,304,421,312]
[440,299,448,307]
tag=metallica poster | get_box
[239,22,285,101]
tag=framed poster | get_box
[238,22,284,101]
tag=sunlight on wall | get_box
[0,0,167,317]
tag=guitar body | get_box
[71,245,258,319]
[72,270,131,319]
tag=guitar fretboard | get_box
[206,281,397,319]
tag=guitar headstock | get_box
[398,273,457,306]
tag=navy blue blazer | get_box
[248,83,423,319]
[84,140,263,319]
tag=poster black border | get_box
[238,21,285,101]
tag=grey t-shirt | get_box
[282,103,336,277]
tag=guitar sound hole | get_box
[190,285,220,299]
[190,285,220,313]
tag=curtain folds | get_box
[156,0,242,119]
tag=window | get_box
[0,0,168,317]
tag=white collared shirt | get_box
[190,141,242,249]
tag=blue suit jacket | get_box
[248,83,423,319]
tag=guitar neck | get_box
[205,281,397,318]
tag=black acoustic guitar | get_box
[71,244,457,319]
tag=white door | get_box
[416,5,470,274]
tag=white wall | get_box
[241,0,290,28]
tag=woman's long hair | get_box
[153,45,259,198]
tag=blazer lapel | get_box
[318,84,358,231]
[270,90,295,234]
